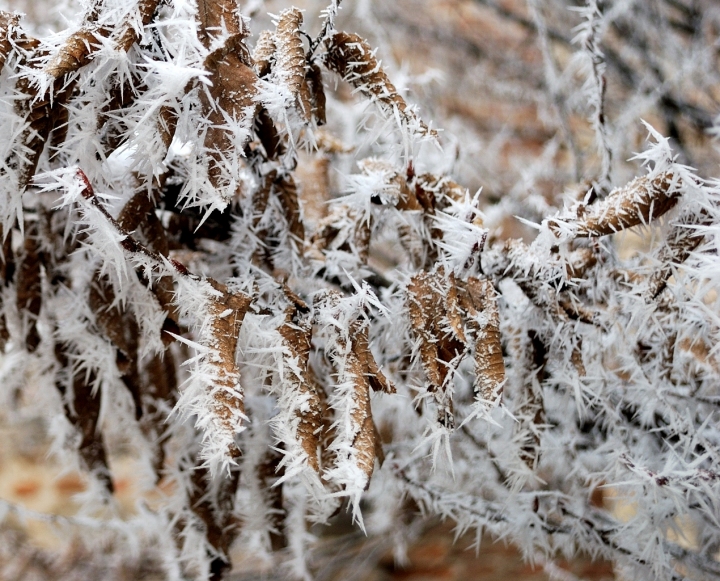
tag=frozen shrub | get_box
[1,0,720,580]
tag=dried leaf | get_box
[16,222,42,352]
[306,62,326,125]
[646,209,712,300]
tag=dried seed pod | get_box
[460,277,505,406]
[314,290,386,492]
[44,27,107,79]
[201,56,258,188]
[117,190,178,326]
[205,280,254,460]
[11,71,74,194]
[44,0,159,79]
[278,305,324,472]
[274,8,309,118]
[352,324,395,394]
[445,274,466,343]
[196,0,258,190]
[406,270,464,428]
[253,29,276,77]
[548,172,681,238]
[16,222,42,352]
[348,355,376,481]
[323,32,436,137]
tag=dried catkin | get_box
[548,172,680,238]
[253,29,276,77]
[195,0,257,190]
[278,305,324,472]
[344,324,377,483]
[323,32,435,137]
[274,8,312,119]
[206,280,253,459]
[461,277,505,406]
[406,271,463,428]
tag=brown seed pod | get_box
[274,8,309,118]
[206,280,253,459]
[44,27,107,80]
[351,373,376,482]
[315,290,387,487]
[44,0,159,79]
[406,270,464,428]
[253,29,276,77]
[323,32,436,137]
[196,0,257,190]
[548,172,681,238]
[278,305,324,472]
[352,324,395,394]
[460,277,505,406]
[200,55,258,188]
[256,106,284,160]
